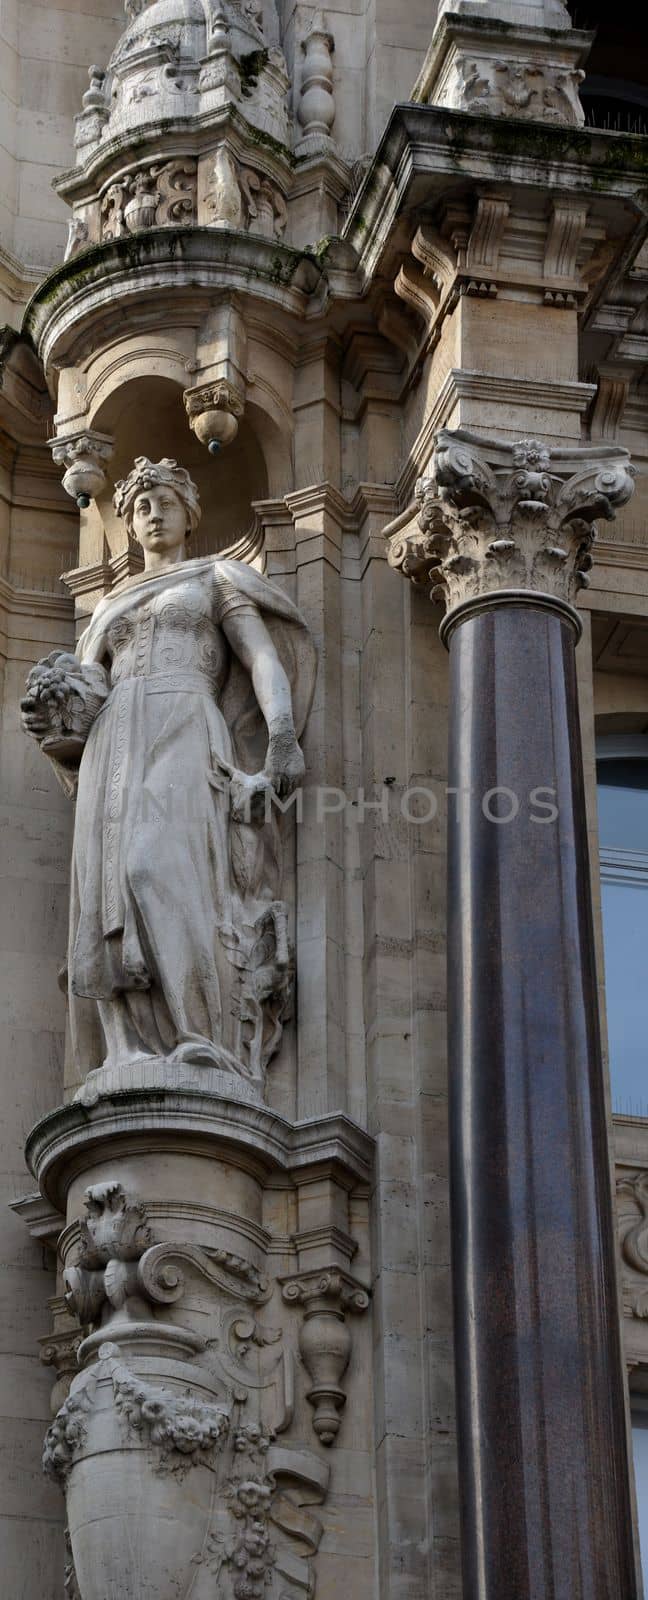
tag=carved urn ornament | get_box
[21,457,316,1104]
[43,1183,330,1600]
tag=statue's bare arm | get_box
[222,608,306,798]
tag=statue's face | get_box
[132,484,188,557]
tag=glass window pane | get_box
[597,759,648,851]
[632,1415,648,1586]
[601,879,648,1116]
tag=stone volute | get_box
[387,427,636,638]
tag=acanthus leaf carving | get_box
[64,1183,271,1335]
[387,429,636,618]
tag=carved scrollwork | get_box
[387,428,636,618]
[64,1183,271,1338]
[617,1172,648,1319]
[138,1241,271,1307]
[203,147,288,240]
[100,159,197,241]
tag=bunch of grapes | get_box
[26,659,72,710]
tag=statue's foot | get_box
[73,1045,262,1107]
[169,1035,254,1078]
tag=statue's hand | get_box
[264,726,305,799]
[21,655,76,741]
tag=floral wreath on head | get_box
[113,457,202,536]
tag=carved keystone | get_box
[281,1269,369,1445]
[387,428,635,629]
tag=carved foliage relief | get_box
[99,158,197,240]
[388,430,636,615]
[451,54,586,125]
[42,1184,359,1600]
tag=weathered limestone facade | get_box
[3,1,648,1597]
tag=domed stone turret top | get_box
[71,0,289,165]
[55,0,308,262]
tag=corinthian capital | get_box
[388,429,635,623]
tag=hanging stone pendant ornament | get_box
[21,457,316,1105]
[50,431,115,509]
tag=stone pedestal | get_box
[26,1089,373,1600]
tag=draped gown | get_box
[67,556,315,1079]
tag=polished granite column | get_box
[389,429,638,1600]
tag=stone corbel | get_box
[183,378,245,454]
[281,1269,370,1445]
[590,371,630,442]
[50,430,115,509]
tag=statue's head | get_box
[114,457,202,549]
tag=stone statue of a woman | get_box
[21,457,316,1101]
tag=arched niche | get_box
[92,375,269,559]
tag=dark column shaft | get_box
[448,603,636,1600]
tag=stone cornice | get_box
[23,230,328,375]
[284,483,356,528]
[0,244,43,310]
[26,1091,375,1213]
[9,1190,65,1248]
[396,368,598,505]
[55,105,295,204]
[386,427,636,627]
[343,106,648,292]
[0,575,73,623]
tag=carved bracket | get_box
[281,1269,370,1446]
[50,430,115,509]
[387,428,636,618]
[183,378,245,454]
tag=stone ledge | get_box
[26,1087,376,1213]
[23,228,330,375]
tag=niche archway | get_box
[92,376,269,560]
